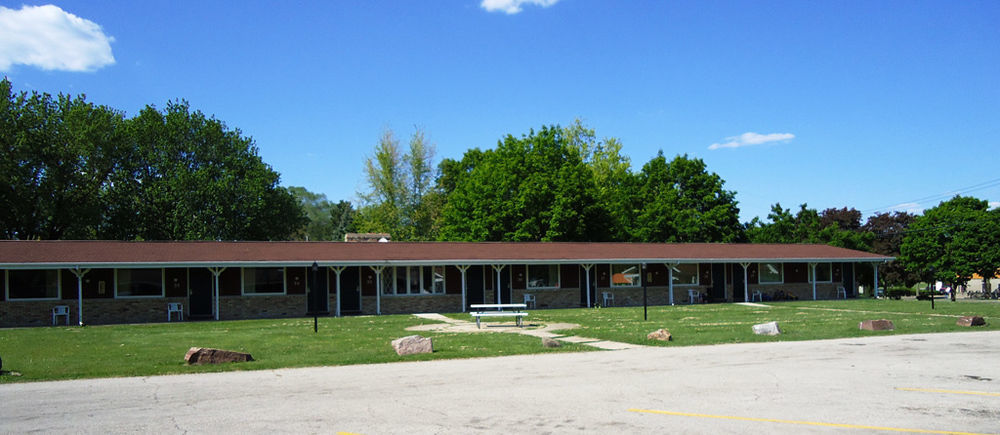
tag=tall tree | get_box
[438,125,609,241]
[329,200,356,241]
[632,152,743,242]
[288,186,338,241]
[355,128,438,240]
[899,196,998,300]
[0,78,127,239]
[863,211,920,287]
[102,101,305,240]
[747,203,871,250]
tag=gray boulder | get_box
[392,335,433,356]
[752,321,781,336]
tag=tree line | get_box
[1,78,305,240]
[4,79,997,291]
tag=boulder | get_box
[752,321,782,336]
[957,316,986,327]
[391,335,433,356]
[541,337,562,348]
[647,328,672,341]
[184,347,254,365]
[859,319,895,331]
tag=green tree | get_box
[899,196,997,300]
[747,203,871,250]
[0,78,127,240]
[439,125,609,241]
[632,152,743,242]
[288,186,338,240]
[863,211,920,287]
[102,101,305,240]
[329,200,356,241]
[355,128,438,240]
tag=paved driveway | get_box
[3,331,999,434]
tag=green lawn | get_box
[524,298,1000,346]
[0,314,586,383]
[1,299,996,383]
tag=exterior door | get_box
[466,266,484,308]
[711,264,726,302]
[340,267,361,314]
[307,266,329,314]
[732,264,746,302]
[498,267,512,304]
[188,268,213,318]
[842,263,855,298]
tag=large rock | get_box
[957,316,986,327]
[541,337,562,348]
[752,321,781,336]
[647,328,672,341]
[184,347,254,365]
[391,335,433,356]
[859,319,895,331]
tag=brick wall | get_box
[0,297,188,327]
[220,295,307,320]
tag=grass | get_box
[522,298,1000,346]
[2,299,997,383]
[0,314,586,383]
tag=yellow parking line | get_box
[627,409,992,435]
[897,387,1000,397]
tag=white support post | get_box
[457,265,470,313]
[371,265,385,315]
[330,266,345,317]
[582,264,594,308]
[810,262,818,300]
[665,263,677,306]
[491,265,504,305]
[207,267,226,321]
[740,262,751,303]
[70,267,90,326]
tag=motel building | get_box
[0,240,891,327]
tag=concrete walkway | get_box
[408,313,645,350]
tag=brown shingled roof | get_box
[0,240,891,268]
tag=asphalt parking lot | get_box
[3,331,999,434]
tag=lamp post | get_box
[929,266,935,310]
[311,261,319,332]
[642,263,648,321]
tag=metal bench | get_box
[469,303,528,328]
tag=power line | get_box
[863,177,1000,214]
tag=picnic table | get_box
[469,303,528,328]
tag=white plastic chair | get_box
[167,302,184,322]
[751,290,763,302]
[688,289,701,304]
[602,291,614,307]
[836,286,847,299]
[52,305,70,325]
[523,293,536,309]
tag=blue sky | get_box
[2,0,998,223]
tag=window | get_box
[759,262,784,284]
[611,264,641,287]
[809,263,832,283]
[243,267,285,294]
[117,268,164,297]
[381,266,446,295]
[671,264,699,286]
[7,270,60,299]
[527,265,559,289]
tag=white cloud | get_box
[889,202,923,215]
[481,0,559,14]
[708,132,795,150]
[990,201,999,210]
[0,4,115,72]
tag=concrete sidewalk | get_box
[409,312,645,350]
